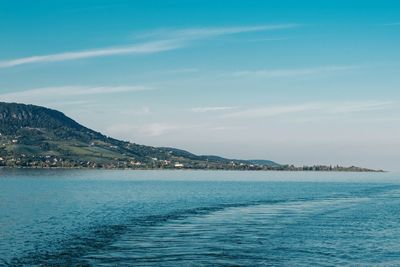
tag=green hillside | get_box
[0,102,381,171]
[0,102,280,169]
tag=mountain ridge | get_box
[0,102,281,169]
[0,102,381,172]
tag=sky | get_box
[0,0,399,170]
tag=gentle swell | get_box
[6,200,290,266]
[5,184,400,266]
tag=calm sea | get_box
[0,169,399,266]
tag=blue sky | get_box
[1,0,399,170]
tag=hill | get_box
[0,102,381,171]
[0,102,281,169]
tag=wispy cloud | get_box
[167,68,199,74]
[0,85,151,103]
[0,40,181,68]
[223,103,321,119]
[106,121,240,138]
[141,24,300,40]
[107,122,184,137]
[140,123,180,136]
[191,106,237,113]
[223,101,395,119]
[235,37,292,43]
[0,24,300,69]
[329,101,394,114]
[231,65,359,78]
[48,100,94,107]
[382,22,400,26]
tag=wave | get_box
[5,184,400,266]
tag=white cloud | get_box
[223,103,321,119]
[168,68,199,74]
[236,37,292,43]
[223,101,395,119]
[191,106,237,113]
[0,40,181,68]
[139,123,180,136]
[48,100,94,106]
[0,85,151,103]
[382,22,400,26]
[329,101,395,114]
[231,65,359,78]
[106,121,238,138]
[106,122,180,137]
[0,24,300,69]
[152,24,300,40]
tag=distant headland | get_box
[0,102,383,172]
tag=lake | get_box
[1,169,399,266]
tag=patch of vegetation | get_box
[0,102,382,172]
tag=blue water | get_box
[1,170,400,266]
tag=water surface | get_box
[0,169,399,266]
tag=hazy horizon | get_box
[1,0,399,171]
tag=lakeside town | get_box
[0,102,383,172]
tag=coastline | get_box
[0,166,385,172]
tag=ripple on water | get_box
[80,195,400,266]
[1,173,400,266]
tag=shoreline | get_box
[0,166,386,173]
